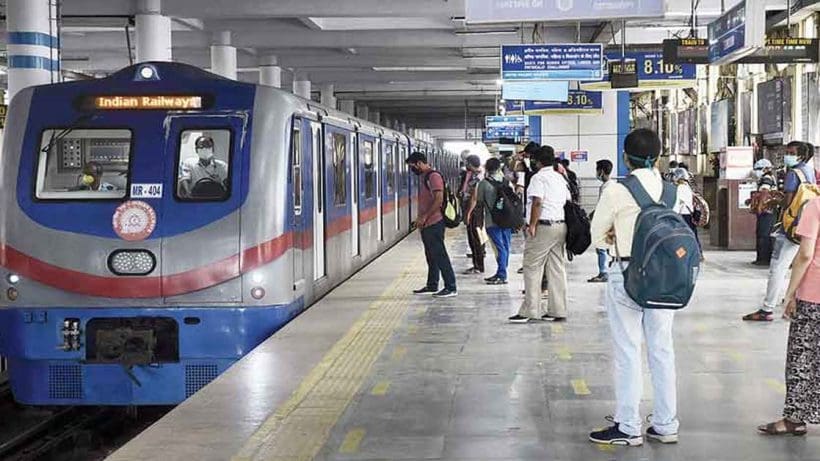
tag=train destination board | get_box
[663,38,710,64]
[666,37,819,64]
[94,95,204,110]
[501,44,604,81]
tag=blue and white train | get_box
[0,62,459,405]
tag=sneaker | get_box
[486,278,508,285]
[413,286,437,295]
[484,275,499,282]
[508,314,531,323]
[646,427,678,444]
[589,421,643,447]
[542,314,566,322]
[433,288,457,298]
[742,309,774,321]
[587,274,608,283]
[463,267,482,275]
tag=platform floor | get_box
[108,232,819,461]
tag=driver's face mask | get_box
[81,174,95,186]
[196,147,214,161]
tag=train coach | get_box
[0,62,459,405]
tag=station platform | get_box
[108,233,819,461]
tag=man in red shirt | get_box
[406,151,457,298]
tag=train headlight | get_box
[108,250,156,276]
[251,287,266,300]
[6,273,20,284]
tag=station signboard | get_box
[570,150,589,162]
[501,80,569,102]
[708,0,765,65]
[663,38,710,64]
[501,44,604,81]
[666,37,819,64]
[580,49,696,90]
[466,0,665,23]
[484,115,528,141]
[504,90,603,114]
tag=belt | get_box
[538,219,565,225]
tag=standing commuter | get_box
[461,155,485,274]
[664,160,679,182]
[750,159,780,266]
[743,141,816,321]
[509,146,570,323]
[758,197,820,436]
[588,129,679,446]
[672,168,700,250]
[560,158,581,203]
[588,159,615,283]
[406,151,457,298]
[469,157,512,285]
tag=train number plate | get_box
[130,183,163,198]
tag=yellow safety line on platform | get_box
[727,351,745,363]
[557,346,572,361]
[765,379,786,395]
[571,379,591,396]
[391,345,408,361]
[338,428,366,454]
[370,380,391,396]
[232,259,422,461]
[596,444,616,453]
[550,323,564,334]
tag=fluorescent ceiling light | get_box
[455,29,517,35]
[373,66,468,71]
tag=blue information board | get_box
[467,0,665,23]
[605,51,696,81]
[708,1,746,63]
[502,44,604,81]
[484,115,527,141]
[501,81,569,101]
[505,90,603,114]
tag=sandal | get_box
[742,309,774,322]
[757,419,807,436]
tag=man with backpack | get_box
[509,146,570,323]
[405,151,457,298]
[743,141,817,322]
[468,157,523,285]
[589,129,700,446]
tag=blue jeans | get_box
[486,226,512,280]
[596,248,608,276]
[420,220,456,291]
[607,267,679,436]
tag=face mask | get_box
[81,174,95,186]
[596,172,604,182]
[409,165,422,176]
[197,147,214,160]
[784,155,799,168]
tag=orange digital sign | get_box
[94,95,203,110]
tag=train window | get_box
[291,124,303,215]
[35,129,131,200]
[363,140,375,199]
[386,143,396,194]
[331,132,347,205]
[176,129,232,201]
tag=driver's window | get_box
[176,129,232,201]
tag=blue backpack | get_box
[619,175,701,310]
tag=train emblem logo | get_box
[112,200,157,241]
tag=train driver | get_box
[77,161,120,192]
[177,135,229,198]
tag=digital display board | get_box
[93,95,204,110]
[663,38,710,64]
[581,49,696,91]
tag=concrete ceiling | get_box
[0,0,794,130]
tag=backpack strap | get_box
[659,182,678,209]
[794,167,808,185]
[621,174,677,210]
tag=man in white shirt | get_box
[588,129,679,447]
[509,146,571,323]
[588,159,615,283]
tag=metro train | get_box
[0,62,460,405]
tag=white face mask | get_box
[197,147,214,161]
[784,155,799,168]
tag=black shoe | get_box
[589,421,643,446]
[542,314,566,322]
[517,267,524,274]
[508,314,531,324]
[646,427,678,444]
[463,267,482,275]
[486,278,508,285]
[433,288,457,298]
[413,286,437,295]
[466,253,473,258]
[484,275,499,282]
[587,274,608,283]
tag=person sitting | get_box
[178,135,229,199]
[75,161,120,192]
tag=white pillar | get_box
[259,55,281,88]
[371,110,381,125]
[339,100,355,114]
[210,31,237,80]
[135,0,172,63]
[320,83,336,109]
[293,77,311,99]
[357,104,369,120]
[7,0,59,100]
[401,122,407,133]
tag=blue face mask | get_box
[784,155,799,168]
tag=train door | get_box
[161,114,245,302]
[376,136,384,241]
[351,132,360,256]
[311,121,326,280]
[291,119,306,293]
[393,142,400,230]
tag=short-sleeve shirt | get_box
[784,163,817,193]
[673,183,694,215]
[526,168,570,222]
[420,170,444,226]
[796,198,820,304]
[477,177,501,228]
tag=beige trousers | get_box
[518,223,568,319]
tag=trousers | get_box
[755,212,775,264]
[421,220,457,291]
[466,210,485,272]
[763,232,800,311]
[607,267,679,437]
[518,223,567,318]
[486,226,512,280]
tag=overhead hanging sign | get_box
[484,115,527,141]
[663,38,710,64]
[501,81,570,102]
[580,49,696,91]
[466,0,665,23]
[666,37,819,64]
[501,44,604,81]
[708,0,765,65]
[505,90,603,114]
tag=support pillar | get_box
[210,31,237,80]
[293,76,312,99]
[339,100,355,115]
[135,0,172,63]
[320,83,336,109]
[357,104,369,120]
[371,110,381,125]
[7,0,59,100]
[259,55,281,88]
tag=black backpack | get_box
[424,171,461,228]
[562,175,591,259]
[486,178,525,230]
